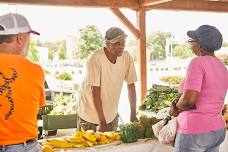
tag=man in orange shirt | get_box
[0,13,45,152]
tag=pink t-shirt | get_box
[178,56,228,134]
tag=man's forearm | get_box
[92,86,106,123]
[176,90,198,111]
[127,83,137,119]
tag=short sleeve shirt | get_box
[78,48,137,124]
[0,54,45,145]
[178,56,228,134]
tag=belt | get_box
[0,138,36,148]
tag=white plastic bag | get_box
[158,117,177,144]
[152,117,177,145]
[152,118,168,138]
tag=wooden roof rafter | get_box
[110,8,140,39]
[145,0,228,12]
[207,0,228,2]
[0,0,139,9]
[140,0,173,7]
[2,0,228,12]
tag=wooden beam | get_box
[0,0,139,9]
[140,0,172,7]
[145,0,228,12]
[136,9,147,103]
[208,0,228,1]
[110,8,140,39]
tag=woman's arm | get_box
[176,89,198,111]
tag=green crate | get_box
[42,114,77,130]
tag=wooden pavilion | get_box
[1,0,228,102]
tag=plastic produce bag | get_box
[152,116,177,145]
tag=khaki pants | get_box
[77,115,119,131]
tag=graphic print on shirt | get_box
[0,68,18,120]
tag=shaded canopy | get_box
[1,0,227,102]
[1,0,228,12]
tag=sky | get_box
[1,4,228,42]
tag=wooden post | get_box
[137,9,147,103]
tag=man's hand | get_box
[98,121,107,132]
[130,115,138,122]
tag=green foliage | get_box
[27,38,39,63]
[150,31,172,60]
[144,126,153,138]
[217,53,228,65]
[42,40,66,60]
[55,72,72,80]
[126,39,138,62]
[44,69,51,75]
[160,76,184,85]
[119,123,139,143]
[172,44,193,59]
[222,42,228,47]
[119,115,161,142]
[139,85,179,112]
[58,43,66,60]
[139,115,161,138]
[132,121,145,139]
[126,31,171,61]
[79,25,104,59]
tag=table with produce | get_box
[39,85,228,152]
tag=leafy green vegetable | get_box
[139,85,179,112]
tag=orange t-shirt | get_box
[0,53,45,145]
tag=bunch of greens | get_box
[139,84,179,112]
[119,115,162,142]
[119,123,138,143]
[139,115,161,138]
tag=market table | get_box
[48,129,228,152]
[55,139,175,152]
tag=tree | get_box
[126,31,171,61]
[172,44,193,59]
[149,31,172,60]
[58,41,66,60]
[27,39,39,63]
[79,25,104,59]
[126,39,138,62]
[222,42,228,47]
[42,40,66,60]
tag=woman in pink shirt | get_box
[170,25,228,152]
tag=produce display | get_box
[119,115,161,143]
[39,85,179,151]
[50,94,78,115]
[40,130,121,152]
[160,76,184,85]
[139,85,179,112]
[40,116,159,151]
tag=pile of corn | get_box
[40,130,121,152]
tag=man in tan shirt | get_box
[77,27,137,132]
